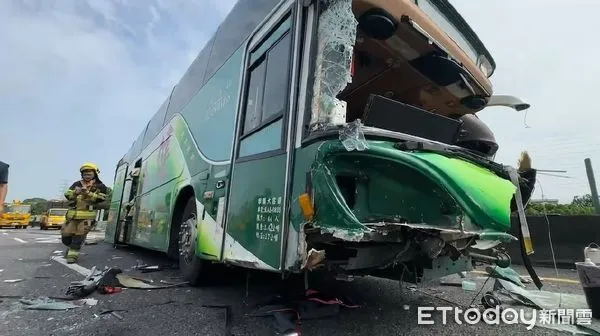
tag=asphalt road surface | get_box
[0,227,594,336]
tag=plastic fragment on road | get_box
[486,265,527,287]
[132,264,178,273]
[4,279,24,283]
[72,298,98,306]
[461,280,476,291]
[494,279,588,310]
[20,298,80,310]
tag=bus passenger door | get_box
[115,162,142,244]
[106,163,127,244]
[224,4,300,271]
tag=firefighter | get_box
[62,162,109,263]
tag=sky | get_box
[0,0,237,200]
[0,0,597,203]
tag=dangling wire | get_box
[523,109,531,128]
[536,179,563,307]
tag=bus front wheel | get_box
[178,197,206,286]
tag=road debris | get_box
[485,265,527,287]
[495,278,588,310]
[20,298,80,310]
[3,279,24,283]
[100,310,126,320]
[461,280,476,291]
[72,298,98,306]
[132,264,178,273]
[248,288,359,334]
[115,274,187,289]
[65,265,187,298]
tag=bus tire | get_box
[178,197,205,286]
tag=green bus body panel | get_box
[227,154,287,269]
[410,151,517,230]
[181,48,244,166]
[105,47,245,258]
[308,141,517,235]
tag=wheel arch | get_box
[167,185,196,259]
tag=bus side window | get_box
[238,16,294,159]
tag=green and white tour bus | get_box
[105,0,535,286]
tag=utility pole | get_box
[584,158,600,214]
[57,180,70,200]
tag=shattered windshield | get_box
[308,0,498,148]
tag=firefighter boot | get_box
[66,248,80,264]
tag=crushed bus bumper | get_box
[297,139,518,282]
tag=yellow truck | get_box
[0,200,32,229]
[40,200,69,230]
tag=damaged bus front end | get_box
[288,0,532,284]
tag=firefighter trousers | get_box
[61,219,93,250]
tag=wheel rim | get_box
[179,214,197,264]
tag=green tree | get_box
[23,198,47,215]
[572,194,594,207]
[525,200,595,216]
[30,201,47,215]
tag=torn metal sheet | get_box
[310,0,358,127]
[495,279,589,311]
[302,248,326,270]
[486,266,527,288]
[20,298,80,311]
[471,239,502,250]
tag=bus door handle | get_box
[216,180,225,189]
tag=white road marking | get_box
[2,232,8,235]
[13,237,26,243]
[50,256,92,277]
[36,238,61,244]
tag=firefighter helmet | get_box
[80,162,100,174]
